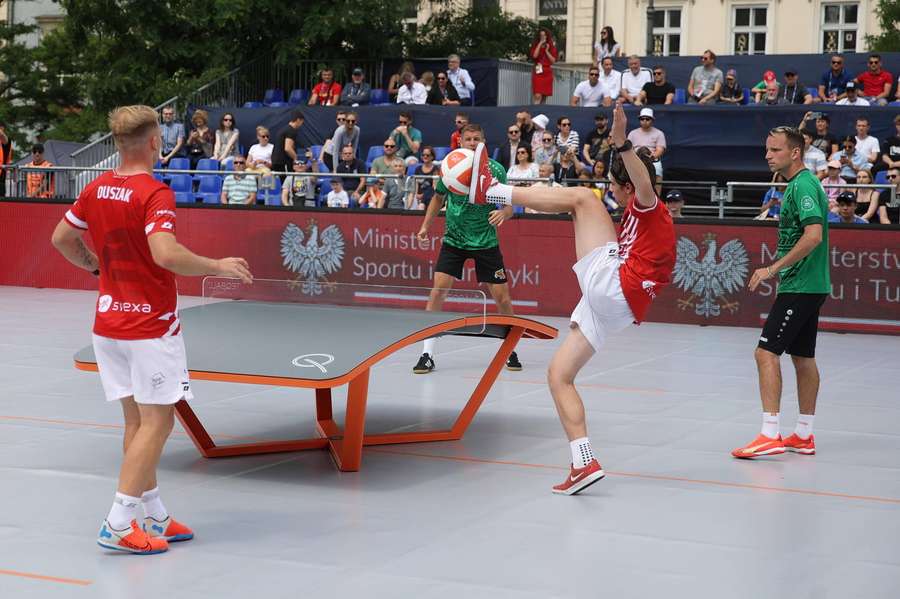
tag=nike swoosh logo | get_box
[479,174,486,189]
[569,473,584,483]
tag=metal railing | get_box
[497,59,588,106]
[726,181,897,211]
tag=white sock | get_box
[107,492,141,530]
[569,437,595,469]
[422,338,436,357]
[794,414,815,440]
[761,412,780,438]
[141,487,169,521]
[486,182,513,205]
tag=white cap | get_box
[639,107,654,120]
[532,114,549,130]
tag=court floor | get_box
[1,286,898,599]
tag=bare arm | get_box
[749,224,823,291]
[51,221,99,273]
[879,81,892,100]
[147,232,252,282]
[570,95,579,107]
[862,192,880,222]
[285,137,297,162]
[611,103,655,207]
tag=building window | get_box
[538,0,568,61]
[650,8,681,56]
[821,2,858,53]
[732,6,767,55]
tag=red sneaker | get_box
[783,433,815,455]
[97,519,168,555]
[552,459,605,495]
[731,434,785,459]
[145,515,194,542]
[467,142,492,205]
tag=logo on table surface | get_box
[673,234,749,318]
[291,353,335,373]
[280,220,345,295]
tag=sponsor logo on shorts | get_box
[760,336,768,342]
[151,372,166,389]
[493,268,507,281]
[642,280,657,299]
[181,381,190,392]
[97,296,153,314]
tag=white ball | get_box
[439,148,475,195]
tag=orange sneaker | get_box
[98,519,168,554]
[552,459,605,495]
[783,433,815,455]
[731,434,785,459]
[145,516,194,542]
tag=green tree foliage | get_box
[866,0,900,51]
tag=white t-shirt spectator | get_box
[627,127,667,156]
[572,80,605,107]
[855,135,880,160]
[447,68,475,101]
[248,143,273,166]
[507,162,540,182]
[621,69,652,98]
[326,189,350,208]
[836,97,870,106]
[803,146,827,175]
[597,70,621,101]
[397,82,427,105]
[594,42,621,62]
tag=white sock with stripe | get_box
[569,437,594,469]
[141,487,169,521]
[422,337,436,358]
[794,414,815,440]
[761,412,780,438]
[107,492,141,530]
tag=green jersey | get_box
[436,158,507,251]
[776,168,830,294]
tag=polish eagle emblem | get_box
[672,234,749,317]
[280,220,345,295]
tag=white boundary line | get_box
[354,291,538,308]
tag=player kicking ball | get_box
[51,105,253,554]
[413,123,522,374]
[464,102,676,494]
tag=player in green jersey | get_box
[413,123,521,374]
[733,126,831,459]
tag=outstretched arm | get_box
[610,102,655,207]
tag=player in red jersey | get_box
[470,102,675,494]
[51,105,252,554]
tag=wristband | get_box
[92,269,100,276]
[614,140,633,153]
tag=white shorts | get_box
[570,242,635,351]
[92,334,194,405]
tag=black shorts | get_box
[435,243,507,284]
[758,293,828,358]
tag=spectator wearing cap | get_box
[801,130,827,180]
[830,136,871,183]
[309,68,342,106]
[447,54,475,105]
[620,55,652,104]
[339,68,372,106]
[627,107,666,192]
[582,113,611,167]
[828,192,868,224]
[639,66,675,105]
[571,67,605,107]
[427,71,461,106]
[835,81,869,106]
[799,111,839,157]
[335,144,366,201]
[687,50,723,104]
[271,109,306,178]
[818,54,851,103]
[396,71,427,104]
[358,177,386,209]
[758,173,785,220]
[752,70,779,104]
[220,154,257,205]
[282,157,317,208]
[822,160,846,207]
[664,189,684,218]
[778,69,812,105]
[718,69,743,105]
[597,57,621,107]
[25,143,54,198]
[856,53,892,106]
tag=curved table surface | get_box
[74,301,557,386]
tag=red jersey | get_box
[616,195,676,323]
[312,82,342,105]
[450,130,461,150]
[65,171,180,340]
[856,70,892,98]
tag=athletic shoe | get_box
[731,434,785,459]
[552,459,605,495]
[467,142,492,205]
[413,353,435,374]
[144,516,194,542]
[783,433,816,455]
[97,519,168,555]
[505,351,522,371]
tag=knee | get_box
[754,346,778,366]
[547,362,574,391]
[572,187,596,209]
[791,355,817,373]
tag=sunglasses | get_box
[223,117,233,121]
[639,117,652,121]
[516,150,527,154]
[437,76,447,80]
[831,60,843,64]
[259,134,269,138]
[399,120,409,125]
[869,60,880,64]
[542,137,553,142]
[384,144,396,148]
[337,117,345,121]
[508,129,520,134]
[560,122,571,127]
[233,161,246,165]
[589,72,599,76]
[422,152,433,157]
[888,175,899,180]
[345,119,356,124]
[653,71,663,75]
[455,120,466,124]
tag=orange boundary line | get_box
[0,568,92,586]
[6,413,899,506]
[366,447,900,505]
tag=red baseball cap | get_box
[763,70,776,83]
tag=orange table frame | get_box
[75,315,557,471]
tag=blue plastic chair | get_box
[288,89,309,105]
[406,164,420,177]
[167,157,190,172]
[174,192,194,204]
[259,176,283,206]
[433,147,451,161]
[168,174,193,194]
[874,170,889,186]
[195,174,222,199]
[267,101,289,108]
[807,87,819,99]
[318,177,333,204]
[192,158,219,182]
[742,88,751,105]
[674,88,686,105]
[242,101,262,109]
[263,89,284,105]
[310,145,324,162]
[366,145,384,169]
[370,89,389,105]
[491,147,500,160]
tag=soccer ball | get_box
[439,148,475,195]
